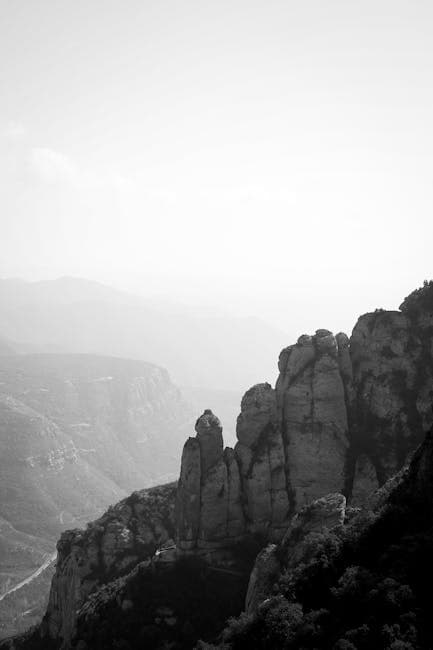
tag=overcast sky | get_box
[1,0,433,337]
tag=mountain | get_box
[6,282,433,649]
[0,353,192,639]
[216,425,433,648]
[0,277,288,390]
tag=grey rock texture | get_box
[245,492,346,614]
[280,492,346,566]
[42,483,176,647]
[195,410,224,474]
[235,383,288,538]
[276,331,349,510]
[347,308,433,492]
[176,438,201,551]
[176,411,246,551]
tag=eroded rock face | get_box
[276,331,349,510]
[177,293,433,551]
[235,383,289,538]
[245,493,346,614]
[176,410,246,551]
[348,310,433,489]
[42,483,176,647]
[224,448,245,539]
[176,439,201,551]
[195,409,223,474]
[198,457,228,548]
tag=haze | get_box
[1,0,433,338]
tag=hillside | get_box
[215,425,433,649]
[0,353,192,638]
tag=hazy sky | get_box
[1,1,433,337]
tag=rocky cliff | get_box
[176,285,433,551]
[42,483,176,645]
[7,283,433,649]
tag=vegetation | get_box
[400,280,433,317]
[216,477,433,649]
[69,554,250,649]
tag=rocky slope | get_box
[215,423,433,648]
[43,483,177,644]
[9,481,250,650]
[0,353,191,638]
[5,282,433,648]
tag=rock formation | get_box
[245,492,346,614]
[348,307,433,495]
[174,284,433,551]
[235,383,288,538]
[176,410,245,551]
[41,483,176,647]
[218,420,433,650]
[276,330,349,509]
[8,283,433,649]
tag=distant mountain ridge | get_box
[0,277,288,390]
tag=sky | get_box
[1,0,433,338]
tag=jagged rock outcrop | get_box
[176,410,245,551]
[279,492,346,563]
[41,483,176,647]
[175,285,433,551]
[235,383,289,538]
[276,330,349,509]
[175,439,201,551]
[348,308,433,497]
[245,492,346,614]
[195,411,228,548]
